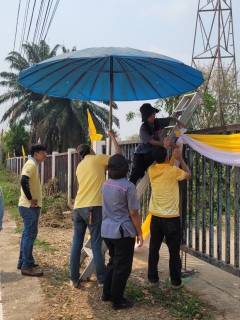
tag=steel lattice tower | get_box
[192,0,239,125]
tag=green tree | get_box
[3,120,29,157]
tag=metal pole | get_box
[108,56,113,155]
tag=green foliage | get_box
[155,95,182,116]
[34,239,59,252]
[126,133,140,140]
[41,191,68,214]
[54,261,70,280]
[3,120,29,157]
[15,226,23,233]
[126,280,215,319]
[0,167,20,207]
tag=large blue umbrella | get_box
[19,47,204,130]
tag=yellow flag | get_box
[87,109,103,145]
[22,145,26,160]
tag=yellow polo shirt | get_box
[148,163,186,218]
[18,159,42,207]
[74,154,111,209]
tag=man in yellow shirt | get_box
[70,131,122,288]
[148,145,191,289]
[18,144,47,276]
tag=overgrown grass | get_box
[0,167,20,209]
[34,239,59,252]
[126,280,215,320]
[55,261,70,281]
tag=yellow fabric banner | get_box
[22,145,26,160]
[187,133,240,152]
[87,109,103,145]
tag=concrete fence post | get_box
[52,151,59,179]
[41,161,44,185]
[68,148,76,205]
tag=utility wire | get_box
[38,0,53,44]
[19,0,31,55]
[13,0,22,51]
[43,0,61,41]
[26,0,37,42]
[32,0,45,44]
[35,0,46,45]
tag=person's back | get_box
[147,146,191,289]
[74,154,110,209]
[70,131,123,288]
[148,162,185,218]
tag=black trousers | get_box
[103,237,135,304]
[129,152,154,185]
[148,216,182,286]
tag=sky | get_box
[0,0,239,140]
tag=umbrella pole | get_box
[108,56,113,155]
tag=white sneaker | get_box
[70,279,79,288]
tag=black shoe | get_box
[112,298,134,310]
[17,263,39,270]
[101,294,110,301]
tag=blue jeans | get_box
[70,206,106,283]
[18,206,40,269]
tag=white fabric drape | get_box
[177,129,240,167]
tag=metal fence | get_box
[4,124,240,277]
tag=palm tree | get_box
[0,41,120,151]
[31,97,119,152]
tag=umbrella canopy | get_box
[19,47,204,102]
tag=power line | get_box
[19,0,31,55]
[32,0,45,44]
[26,0,37,42]
[38,0,53,44]
[43,0,61,41]
[13,0,22,51]
[35,0,46,45]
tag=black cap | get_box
[140,103,159,122]
[108,154,131,170]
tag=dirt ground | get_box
[30,212,176,320]
[1,211,224,320]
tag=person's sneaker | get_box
[101,293,110,301]
[98,282,104,287]
[171,283,184,290]
[21,268,43,277]
[17,263,39,270]
[112,298,134,310]
[70,279,80,288]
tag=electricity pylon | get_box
[192,0,239,125]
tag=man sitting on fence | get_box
[147,143,191,289]
[70,131,122,288]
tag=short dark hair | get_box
[77,144,90,159]
[30,144,47,157]
[152,146,167,163]
[108,163,129,179]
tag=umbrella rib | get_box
[20,58,97,89]
[122,58,168,97]
[135,58,202,87]
[116,58,138,100]
[64,57,107,99]
[88,58,109,99]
